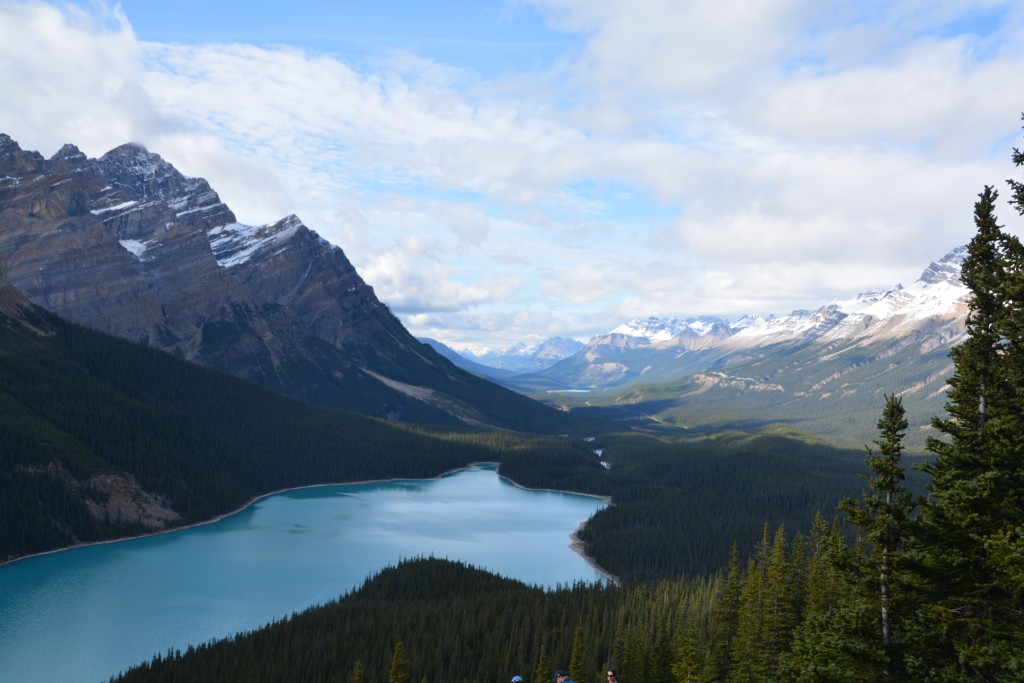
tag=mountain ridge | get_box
[0,133,578,432]
[490,246,970,449]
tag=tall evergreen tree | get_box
[839,394,916,676]
[569,627,587,683]
[729,559,765,683]
[389,642,410,683]
[671,625,704,683]
[910,185,1024,680]
[534,646,550,683]
[704,544,742,681]
[761,526,795,678]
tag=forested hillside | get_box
[0,295,602,562]
[2,279,880,577]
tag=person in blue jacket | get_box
[554,670,575,683]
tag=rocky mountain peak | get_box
[47,143,91,175]
[53,142,86,160]
[0,133,43,176]
[99,142,195,203]
[0,133,564,430]
[918,245,966,286]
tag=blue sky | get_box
[2,1,1023,352]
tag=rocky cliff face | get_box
[0,134,555,427]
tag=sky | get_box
[2,1,1023,353]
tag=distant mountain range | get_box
[435,247,969,449]
[421,336,585,378]
[0,134,578,433]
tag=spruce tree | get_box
[671,625,703,683]
[389,642,410,683]
[838,394,916,676]
[910,184,1024,680]
[704,544,742,681]
[729,559,765,683]
[761,526,795,678]
[534,646,550,683]
[569,627,587,683]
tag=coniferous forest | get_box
[101,126,1024,682]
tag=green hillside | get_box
[0,302,600,562]
[557,335,956,453]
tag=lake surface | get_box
[0,465,607,683]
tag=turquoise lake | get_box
[0,465,607,683]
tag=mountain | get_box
[0,134,578,432]
[610,315,732,342]
[510,247,970,449]
[461,337,585,374]
[419,337,517,379]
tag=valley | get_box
[441,247,970,451]
[1,130,1021,683]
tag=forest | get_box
[106,128,1024,682]
[1,290,875,575]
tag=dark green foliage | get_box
[109,557,720,683]
[836,394,917,677]
[390,642,411,683]
[2,298,875,583]
[0,307,604,562]
[577,430,873,580]
[908,184,1024,680]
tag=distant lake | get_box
[0,465,607,683]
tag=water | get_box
[0,465,607,683]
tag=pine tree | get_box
[671,625,703,683]
[535,646,550,683]
[761,526,795,677]
[569,627,587,683]
[389,642,410,683]
[729,559,765,683]
[704,544,742,681]
[1009,112,1024,216]
[838,394,916,676]
[909,184,1024,680]
[787,532,808,621]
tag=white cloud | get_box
[3,0,1024,350]
[526,0,808,94]
[0,2,156,155]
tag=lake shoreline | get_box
[2,462,619,585]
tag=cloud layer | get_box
[2,0,1023,351]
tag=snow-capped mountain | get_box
[611,316,730,342]
[464,336,585,374]
[507,246,970,448]
[517,245,967,385]
[725,247,968,348]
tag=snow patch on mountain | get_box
[208,215,304,268]
[90,200,138,215]
[612,316,729,342]
[118,239,153,261]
